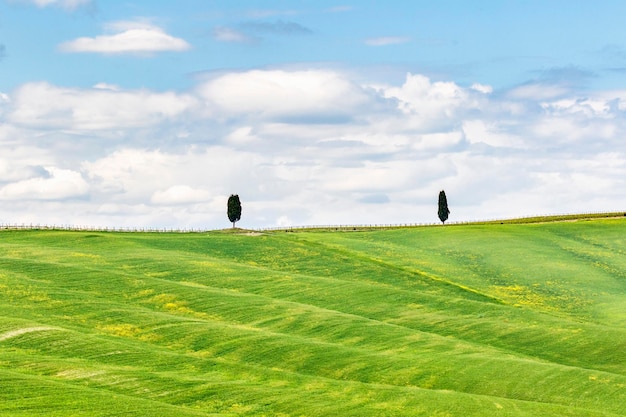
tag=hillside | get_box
[1,218,625,416]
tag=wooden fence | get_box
[1,211,621,234]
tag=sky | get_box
[1,0,626,229]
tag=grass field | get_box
[0,216,625,416]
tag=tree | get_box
[227,194,242,228]
[438,190,450,224]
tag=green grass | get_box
[0,217,625,416]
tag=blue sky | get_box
[4,0,626,91]
[0,0,626,228]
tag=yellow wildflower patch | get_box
[97,323,161,342]
[147,293,207,318]
[490,285,554,310]
[0,283,54,303]
[70,252,103,261]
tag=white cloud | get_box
[59,21,191,54]
[1,68,626,229]
[365,36,410,46]
[324,160,431,193]
[151,185,212,205]
[22,0,91,10]
[0,144,57,182]
[540,97,614,118]
[225,126,260,145]
[507,83,569,100]
[376,73,489,133]
[8,82,197,130]
[213,27,253,43]
[471,83,493,94]
[0,167,89,200]
[92,83,121,91]
[198,69,371,122]
[462,120,525,148]
[0,92,10,119]
[82,147,263,204]
[384,74,469,115]
[412,131,464,151]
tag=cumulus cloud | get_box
[151,185,212,205]
[507,82,570,100]
[462,120,525,148]
[82,147,262,203]
[1,68,626,228]
[471,83,493,94]
[0,167,89,200]
[0,97,8,128]
[384,74,469,113]
[8,82,196,130]
[197,69,372,122]
[92,82,121,91]
[376,73,489,133]
[59,20,190,54]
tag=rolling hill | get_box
[1,217,625,416]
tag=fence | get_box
[0,211,623,234]
[255,211,626,231]
[0,223,209,233]
[257,222,440,231]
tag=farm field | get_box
[0,217,625,416]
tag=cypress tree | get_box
[227,194,242,228]
[438,190,450,224]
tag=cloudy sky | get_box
[1,0,626,229]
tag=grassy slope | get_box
[0,218,625,416]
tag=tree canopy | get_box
[227,194,242,228]
[438,190,450,224]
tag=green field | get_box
[1,217,625,416]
